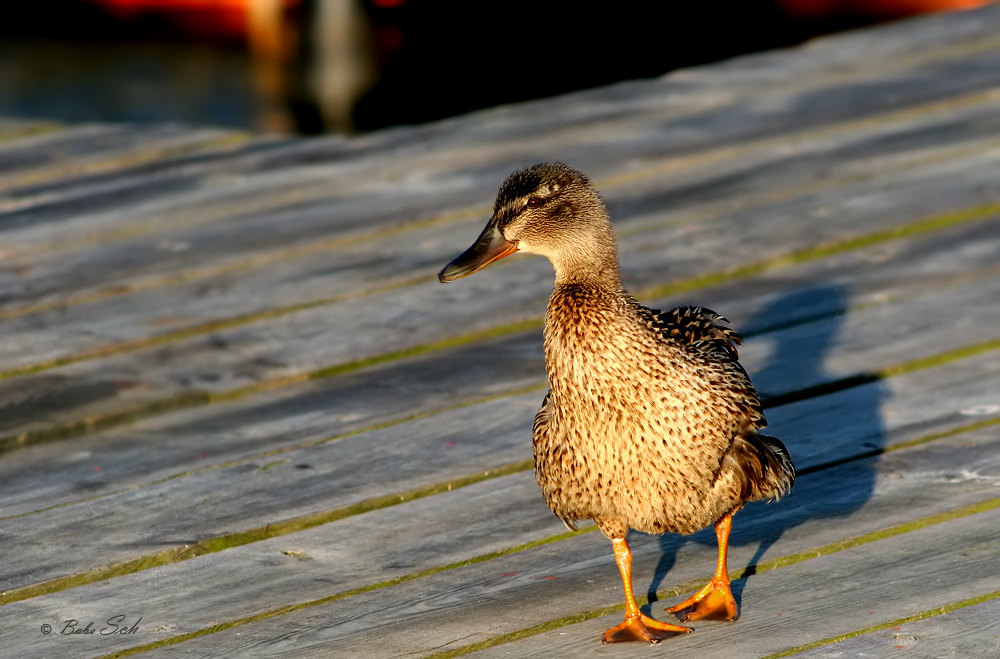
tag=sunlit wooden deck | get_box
[1,5,1000,658]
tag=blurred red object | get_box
[81,0,302,41]
[780,0,995,19]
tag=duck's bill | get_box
[438,221,518,282]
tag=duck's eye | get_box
[526,197,544,208]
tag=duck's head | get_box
[438,163,618,284]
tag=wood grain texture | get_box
[0,15,996,453]
[462,508,1000,659]
[82,431,1000,659]
[4,92,1000,359]
[1,210,995,518]
[1,344,996,602]
[2,414,997,658]
[2,185,998,450]
[1,5,1000,659]
[789,597,1000,658]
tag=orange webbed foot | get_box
[602,613,692,643]
[667,577,738,622]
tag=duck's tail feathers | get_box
[726,432,796,503]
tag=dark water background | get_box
[0,1,905,134]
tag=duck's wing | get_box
[636,303,797,502]
[646,305,793,496]
[650,305,742,361]
[641,304,766,432]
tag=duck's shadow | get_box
[642,285,886,613]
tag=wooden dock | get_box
[2,5,1000,658]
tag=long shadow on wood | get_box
[644,286,886,613]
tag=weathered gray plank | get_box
[1,156,998,455]
[96,431,1000,658]
[1,341,996,599]
[0,330,545,517]
[3,68,999,318]
[0,7,998,659]
[463,509,1000,659]
[2,408,997,659]
[1,10,998,314]
[0,40,995,460]
[0,126,261,233]
[3,208,998,454]
[0,123,236,187]
[0,191,1000,490]
[790,597,1000,658]
[0,124,126,180]
[4,92,1000,371]
[1,212,998,518]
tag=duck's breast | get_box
[535,289,749,533]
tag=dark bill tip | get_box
[438,222,518,282]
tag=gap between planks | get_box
[0,131,253,194]
[2,90,998,428]
[430,504,1000,659]
[95,491,1000,659]
[772,592,1000,658]
[8,422,999,656]
[2,347,997,609]
[2,219,998,610]
[8,152,999,382]
[763,589,1000,658]
[0,121,63,144]
[1,201,997,455]
[4,81,1000,327]
[7,9,1000,257]
[3,194,997,521]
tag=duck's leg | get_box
[602,537,693,643]
[667,512,739,622]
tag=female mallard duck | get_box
[438,163,795,644]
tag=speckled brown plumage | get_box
[534,288,791,538]
[439,162,795,643]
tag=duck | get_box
[438,163,795,644]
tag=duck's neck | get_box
[549,232,623,291]
[545,233,631,350]
[552,261,622,290]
